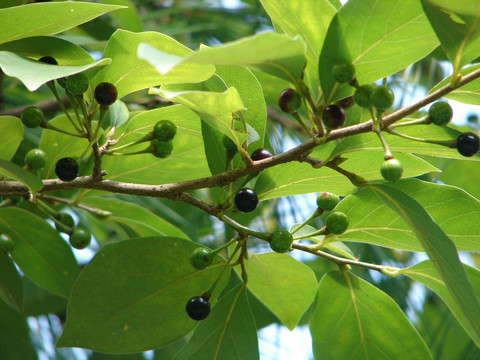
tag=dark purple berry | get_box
[54,157,79,182]
[322,105,346,130]
[278,89,302,113]
[38,56,58,65]
[251,148,273,161]
[186,296,210,320]
[94,82,118,106]
[336,95,355,109]
[456,132,480,157]
[234,188,259,213]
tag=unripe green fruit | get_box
[154,120,177,142]
[326,212,349,235]
[428,101,452,126]
[55,213,75,234]
[66,73,89,95]
[316,192,340,212]
[370,85,394,110]
[69,228,91,250]
[270,229,293,253]
[25,148,47,170]
[332,62,355,83]
[94,82,118,106]
[0,234,14,255]
[190,248,212,270]
[222,135,238,154]
[278,89,302,113]
[322,104,346,130]
[380,158,403,182]
[21,106,44,128]
[467,114,479,124]
[354,85,374,108]
[151,139,173,158]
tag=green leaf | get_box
[403,260,480,347]
[369,183,480,347]
[319,0,439,102]
[0,159,43,196]
[439,158,480,199]
[138,31,306,83]
[99,0,143,32]
[335,179,480,251]
[90,353,145,360]
[174,285,259,360]
[57,237,229,353]
[237,252,317,330]
[430,64,480,105]
[95,29,215,99]
[80,197,189,240]
[23,277,67,317]
[0,208,79,298]
[0,51,111,91]
[310,271,432,359]
[422,0,480,74]
[0,255,23,312]
[0,116,23,161]
[0,2,124,45]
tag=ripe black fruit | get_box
[69,228,91,249]
[457,132,480,157]
[38,56,58,65]
[337,95,355,109]
[322,105,346,130]
[370,85,394,110]
[55,157,79,182]
[429,101,452,126]
[278,89,302,113]
[186,296,210,321]
[25,148,47,170]
[154,120,177,142]
[251,148,273,161]
[21,106,44,128]
[94,82,118,106]
[234,188,259,213]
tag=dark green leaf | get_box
[0,255,23,312]
[0,116,23,161]
[0,159,43,196]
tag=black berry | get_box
[457,132,480,157]
[154,120,177,142]
[234,188,259,213]
[278,89,302,113]
[186,296,210,321]
[21,106,44,128]
[251,148,273,161]
[66,73,89,95]
[94,82,118,106]
[270,229,293,253]
[429,101,452,126]
[336,95,355,109]
[38,56,58,65]
[69,228,91,250]
[322,105,346,130]
[55,157,79,182]
[25,148,47,170]
[370,85,394,110]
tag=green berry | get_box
[150,139,173,158]
[428,101,452,126]
[332,62,355,83]
[55,213,75,234]
[25,148,47,170]
[467,114,478,124]
[270,229,293,253]
[94,82,118,106]
[326,212,349,235]
[190,248,212,270]
[222,135,238,154]
[66,73,89,95]
[55,157,79,182]
[457,132,480,157]
[154,120,177,142]
[380,158,403,182]
[316,192,340,212]
[322,104,346,130]
[0,234,14,255]
[186,296,210,321]
[69,228,91,250]
[234,188,258,213]
[278,89,302,113]
[21,106,44,128]
[354,85,374,108]
[370,85,394,110]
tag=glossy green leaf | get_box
[430,64,480,105]
[23,277,67,317]
[310,271,432,359]
[0,2,123,45]
[138,31,306,83]
[95,29,215,99]
[0,159,43,196]
[0,51,110,91]
[422,0,480,73]
[90,353,145,360]
[174,285,259,360]
[80,197,189,240]
[0,255,23,312]
[237,252,317,330]
[440,158,480,199]
[0,208,79,298]
[319,0,439,102]
[0,116,23,160]
[99,0,143,32]
[57,237,229,353]
[403,260,480,347]
[369,183,480,347]
[335,179,480,251]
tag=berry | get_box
[186,296,210,321]
[21,106,44,128]
[380,158,403,182]
[332,62,355,83]
[190,248,212,270]
[69,228,91,250]
[322,104,346,130]
[234,188,259,213]
[151,139,173,158]
[55,213,75,234]
[66,73,89,95]
[0,234,14,255]
[428,101,452,126]
[55,157,79,182]
[222,135,237,154]
[251,148,273,161]
[467,114,478,124]
[326,212,349,235]
[278,89,302,113]
[154,120,177,142]
[94,82,118,106]
[354,85,374,108]
[337,95,355,109]
[270,229,293,253]
[370,85,394,110]
[38,56,58,65]
[25,148,47,170]
[456,132,480,157]
[316,192,340,212]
